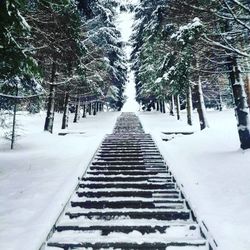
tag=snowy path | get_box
[42,113,209,250]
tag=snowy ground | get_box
[1,1,250,249]
[139,109,250,250]
[0,111,120,250]
[1,109,250,250]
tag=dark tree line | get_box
[131,0,250,149]
[0,0,127,148]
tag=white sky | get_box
[115,2,140,112]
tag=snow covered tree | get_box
[168,0,250,148]
[78,0,127,110]
[0,0,38,81]
[0,0,43,149]
[132,0,250,148]
[26,0,86,133]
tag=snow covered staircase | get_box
[44,113,209,250]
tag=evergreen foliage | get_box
[79,0,127,110]
[131,0,250,148]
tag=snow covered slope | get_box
[139,110,250,250]
[0,111,119,250]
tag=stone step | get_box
[102,140,154,143]
[92,161,165,166]
[102,140,153,144]
[95,154,163,161]
[56,217,194,228]
[76,190,180,198]
[105,133,151,136]
[79,182,176,190]
[65,208,191,220]
[55,224,199,235]
[89,166,167,171]
[99,150,161,154]
[82,176,172,182]
[72,196,183,202]
[97,153,161,157]
[86,171,169,176]
[106,134,151,137]
[101,144,156,147]
[94,156,163,161]
[101,139,154,143]
[70,198,185,209]
[100,144,157,150]
[47,240,207,250]
[77,187,179,193]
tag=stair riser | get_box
[82,177,172,182]
[66,211,191,220]
[79,183,176,189]
[76,192,180,199]
[89,166,167,171]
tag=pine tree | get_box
[0,0,42,149]
[27,0,86,133]
[78,0,127,110]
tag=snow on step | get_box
[76,188,181,199]
[85,172,171,177]
[43,113,208,250]
[71,194,183,202]
[57,217,196,228]
[46,230,206,245]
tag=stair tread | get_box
[47,232,206,246]
[57,218,197,227]
[77,187,180,193]
[66,207,190,214]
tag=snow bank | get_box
[0,111,119,250]
[139,110,250,250]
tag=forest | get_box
[1,1,250,250]
[0,0,250,149]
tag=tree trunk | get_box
[170,95,175,116]
[44,62,56,133]
[194,76,209,130]
[245,60,250,108]
[228,56,250,149]
[44,84,56,133]
[73,96,80,123]
[93,102,97,116]
[151,102,156,110]
[98,102,102,112]
[186,87,193,126]
[88,102,92,115]
[162,101,166,113]
[61,92,69,129]
[82,103,86,118]
[216,80,223,111]
[159,101,163,113]
[11,86,18,150]
[218,88,223,111]
[156,101,160,111]
[176,95,181,120]
[96,102,99,112]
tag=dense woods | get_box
[131,0,250,149]
[0,0,127,147]
[0,0,250,149]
